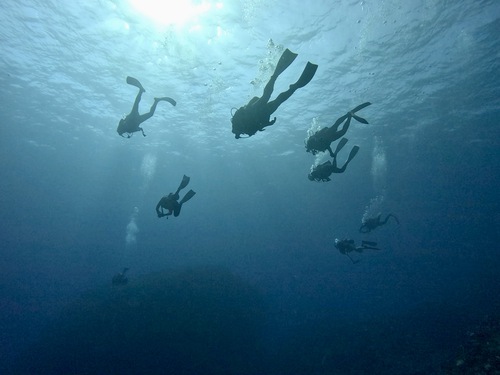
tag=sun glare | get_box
[128,0,216,27]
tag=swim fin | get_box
[349,102,371,124]
[292,62,318,89]
[176,175,190,194]
[332,137,349,158]
[179,189,196,205]
[273,48,298,77]
[345,145,360,164]
[350,102,372,113]
[156,97,177,106]
[126,76,145,91]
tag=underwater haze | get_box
[1,0,499,374]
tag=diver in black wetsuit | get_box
[308,138,359,182]
[156,175,196,218]
[360,213,400,233]
[231,48,318,139]
[305,102,371,156]
[334,238,380,264]
[117,76,177,138]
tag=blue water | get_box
[1,0,499,374]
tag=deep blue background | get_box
[1,0,499,373]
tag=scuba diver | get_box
[305,102,371,156]
[117,76,177,138]
[112,267,129,286]
[231,48,318,139]
[308,138,359,182]
[156,175,196,218]
[360,213,400,233]
[334,238,380,264]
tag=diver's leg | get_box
[266,62,318,115]
[329,114,349,131]
[328,115,352,140]
[330,138,348,158]
[137,98,160,124]
[362,240,379,248]
[266,86,295,114]
[255,74,279,107]
[333,159,347,173]
[253,48,298,108]
[131,89,144,116]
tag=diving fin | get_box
[126,76,145,91]
[273,48,298,77]
[179,189,196,205]
[292,61,318,89]
[349,102,371,124]
[345,145,360,164]
[351,113,369,124]
[332,138,349,157]
[176,175,190,193]
[156,97,177,106]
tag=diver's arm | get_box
[156,201,164,217]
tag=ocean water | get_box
[0,0,499,374]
